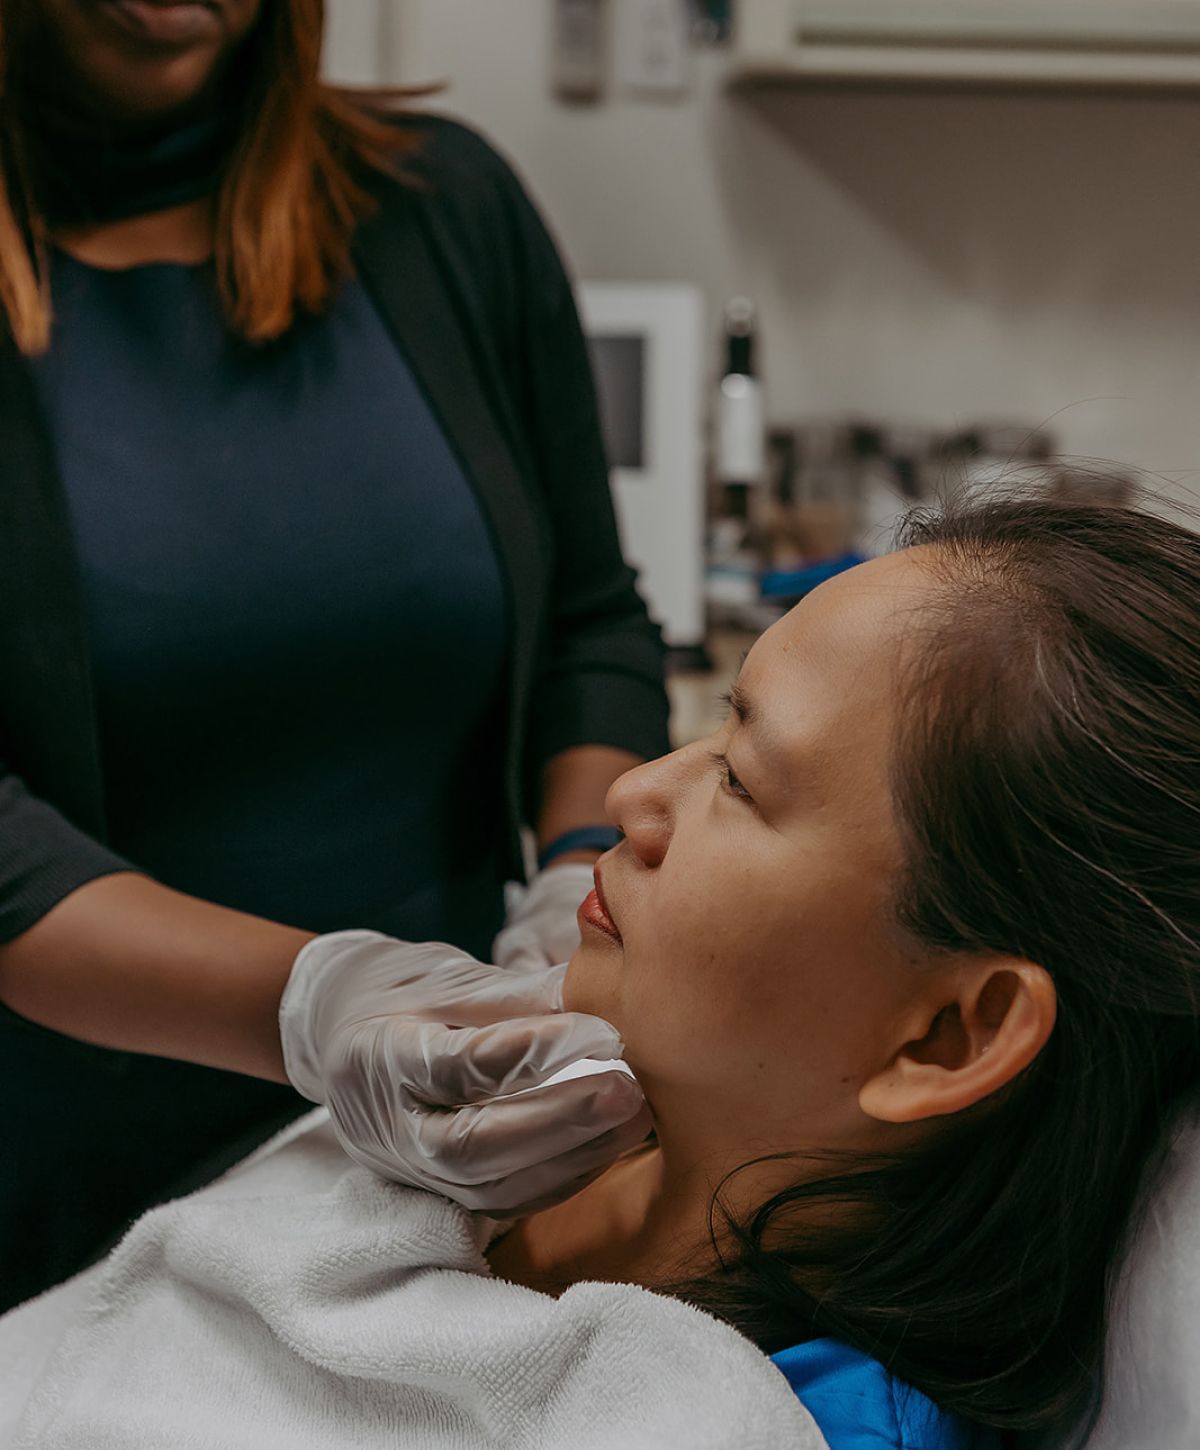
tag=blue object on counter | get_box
[760,553,868,600]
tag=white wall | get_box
[333,0,1200,503]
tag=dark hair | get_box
[0,0,416,352]
[666,497,1200,1436]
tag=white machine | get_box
[577,281,707,663]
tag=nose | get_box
[605,742,709,870]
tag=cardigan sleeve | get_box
[0,319,135,942]
[365,113,672,816]
[0,763,131,943]
[477,131,673,786]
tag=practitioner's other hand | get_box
[279,931,651,1215]
[492,862,596,973]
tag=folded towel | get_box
[2,1111,828,1449]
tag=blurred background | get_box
[325,0,1200,741]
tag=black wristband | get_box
[537,826,623,871]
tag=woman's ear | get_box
[859,959,1057,1124]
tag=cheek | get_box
[616,847,900,1089]
[560,862,739,1052]
[614,858,780,1066]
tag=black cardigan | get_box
[0,114,670,942]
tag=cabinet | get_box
[323,0,423,87]
[731,0,1200,89]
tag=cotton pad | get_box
[540,1057,635,1089]
[497,1056,637,1100]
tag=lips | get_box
[578,866,622,944]
[98,0,220,47]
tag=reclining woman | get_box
[5,496,1199,1450]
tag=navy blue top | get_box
[30,253,510,958]
[772,1339,1001,1450]
[0,117,673,1318]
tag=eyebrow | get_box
[725,680,754,726]
[723,679,781,759]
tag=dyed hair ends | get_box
[0,0,415,353]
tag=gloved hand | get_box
[493,861,597,973]
[279,930,651,1216]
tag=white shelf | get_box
[729,1,1200,92]
[729,44,1200,90]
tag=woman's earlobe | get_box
[858,960,1057,1125]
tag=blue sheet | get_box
[771,1338,1001,1449]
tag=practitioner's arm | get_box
[534,745,641,864]
[493,745,641,973]
[0,871,311,1081]
[0,875,650,1215]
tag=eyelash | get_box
[710,750,753,803]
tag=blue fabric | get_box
[771,1339,1001,1450]
[31,253,510,956]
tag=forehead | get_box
[767,549,934,670]
[739,551,935,790]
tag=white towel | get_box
[1075,1094,1200,1450]
[1,1111,827,1449]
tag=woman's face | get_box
[32,0,264,122]
[565,549,938,1163]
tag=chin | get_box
[562,944,623,1026]
[78,57,217,124]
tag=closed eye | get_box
[710,750,754,804]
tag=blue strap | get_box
[536,826,622,870]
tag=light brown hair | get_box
[0,0,414,353]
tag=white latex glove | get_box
[493,861,597,973]
[280,930,651,1215]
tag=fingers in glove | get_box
[318,944,570,1029]
[407,1066,649,1187]
[451,1098,656,1216]
[415,959,570,1026]
[385,1012,627,1106]
[492,942,555,976]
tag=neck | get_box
[487,1124,738,1295]
[53,197,215,269]
[26,78,245,233]
[486,1094,893,1296]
